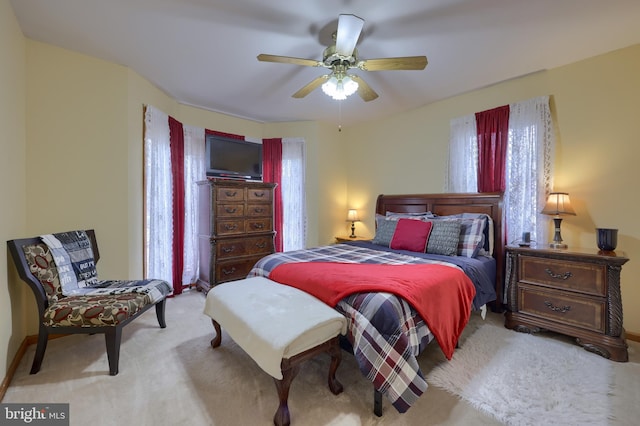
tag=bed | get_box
[248,192,505,415]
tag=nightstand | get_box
[335,236,369,243]
[505,245,629,361]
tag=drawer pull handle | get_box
[253,191,265,197]
[225,191,237,197]
[253,208,265,213]
[544,268,573,280]
[222,246,235,253]
[544,301,571,313]
[225,207,237,213]
[252,223,264,229]
[224,224,238,231]
[256,242,266,248]
[222,267,236,275]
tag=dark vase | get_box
[596,228,618,251]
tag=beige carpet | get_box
[3,290,639,425]
[427,321,636,425]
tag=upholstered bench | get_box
[203,276,347,426]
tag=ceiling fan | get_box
[257,14,428,102]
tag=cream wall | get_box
[25,41,131,279]
[2,23,339,378]
[345,44,640,334]
[1,0,27,377]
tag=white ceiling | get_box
[10,0,640,125]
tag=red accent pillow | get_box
[390,218,433,252]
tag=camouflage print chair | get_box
[7,229,172,375]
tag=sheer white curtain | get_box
[505,96,554,246]
[143,105,172,282]
[281,138,306,251]
[446,114,478,192]
[447,96,555,248]
[182,124,206,284]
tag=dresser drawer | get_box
[216,203,244,217]
[247,188,272,202]
[520,256,606,296]
[518,284,606,333]
[246,203,271,217]
[216,219,245,235]
[216,236,274,259]
[216,186,245,202]
[215,256,264,283]
[245,218,272,233]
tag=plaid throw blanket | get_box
[41,231,171,303]
[248,243,470,413]
[41,231,98,296]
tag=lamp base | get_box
[549,217,568,249]
[549,242,568,249]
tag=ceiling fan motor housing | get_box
[323,45,358,68]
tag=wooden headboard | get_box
[376,192,505,311]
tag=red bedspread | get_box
[269,262,476,359]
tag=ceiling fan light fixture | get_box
[322,74,359,100]
[258,14,426,102]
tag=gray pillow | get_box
[372,216,399,247]
[426,220,461,256]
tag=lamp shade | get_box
[322,74,359,100]
[347,209,360,222]
[541,192,576,216]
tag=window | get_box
[447,96,554,248]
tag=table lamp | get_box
[541,192,576,249]
[347,209,360,238]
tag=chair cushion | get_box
[43,292,153,327]
[23,243,63,302]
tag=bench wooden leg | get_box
[327,339,343,395]
[210,319,222,348]
[273,363,300,426]
[374,388,383,417]
[208,319,343,426]
[272,337,343,426]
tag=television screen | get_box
[206,135,262,180]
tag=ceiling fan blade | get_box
[351,75,379,102]
[257,54,322,67]
[335,14,364,57]
[358,56,428,71]
[292,75,329,98]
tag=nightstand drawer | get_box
[518,284,606,333]
[520,255,606,296]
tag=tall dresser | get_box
[197,179,276,293]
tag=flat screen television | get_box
[205,134,263,180]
